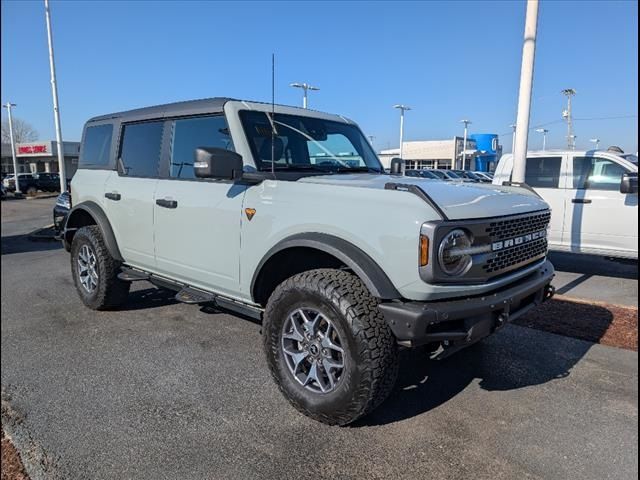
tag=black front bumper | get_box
[378,260,555,352]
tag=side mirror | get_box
[194,147,243,181]
[620,172,638,194]
[390,157,403,175]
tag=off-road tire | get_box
[70,225,130,310]
[263,269,399,425]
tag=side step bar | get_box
[118,266,263,320]
[117,268,150,281]
[175,287,215,304]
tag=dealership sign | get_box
[16,142,54,157]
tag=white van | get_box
[493,150,638,259]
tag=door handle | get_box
[105,192,121,201]
[572,198,592,204]
[156,198,178,209]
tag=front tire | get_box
[263,269,399,425]
[70,225,130,310]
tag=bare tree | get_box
[1,117,39,144]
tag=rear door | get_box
[103,120,165,270]
[563,153,638,256]
[153,114,247,298]
[522,155,568,248]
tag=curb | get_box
[26,193,60,200]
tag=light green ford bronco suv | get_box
[61,98,555,425]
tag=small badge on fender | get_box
[245,208,256,221]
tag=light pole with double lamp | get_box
[289,82,320,109]
[394,104,411,166]
[536,128,549,151]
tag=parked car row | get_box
[2,172,61,195]
[405,168,494,183]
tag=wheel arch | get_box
[64,201,123,261]
[251,233,401,306]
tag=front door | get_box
[153,114,246,298]
[563,154,638,256]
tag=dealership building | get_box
[377,134,501,172]
[1,140,80,177]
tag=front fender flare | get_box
[251,233,401,301]
[65,201,123,261]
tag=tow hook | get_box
[544,284,556,301]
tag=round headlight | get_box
[438,229,473,276]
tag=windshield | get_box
[443,170,461,179]
[239,110,383,173]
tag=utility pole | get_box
[562,88,576,150]
[289,82,320,109]
[512,0,539,184]
[44,0,67,192]
[2,102,21,194]
[460,119,472,169]
[536,128,549,150]
[393,105,411,170]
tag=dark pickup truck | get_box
[4,172,60,195]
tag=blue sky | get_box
[1,0,638,153]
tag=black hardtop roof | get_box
[87,97,236,123]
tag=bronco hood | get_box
[297,174,549,220]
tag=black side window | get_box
[572,157,627,191]
[81,124,113,167]
[170,116,234,179]
[119,121,164,177]
[524,157,562,188]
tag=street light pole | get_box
[393,105,411,170]
[510,124,517,153]
[44,0,67,193]
[289,82,320,109]
[2,102,21,194]
[512,0,539,184]
[590,138,600,150]
[460,119,472,170]
[536,128,549,150]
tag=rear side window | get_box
[572,157,627,190]
[524,157,562,188]
[81,124,113,167]
[119,121,164,177]
[170,116,234,179]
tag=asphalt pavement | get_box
[1,198,638,479]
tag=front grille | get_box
[481,210,550,275]
[483,238,547,273]
[485,211,551,241]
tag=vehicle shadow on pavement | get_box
[120,287,180,311]
[354,326,593,427]
[548,251,638,280]
[0,235,62,255]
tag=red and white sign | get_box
[16,142,53,157]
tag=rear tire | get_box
[70,225,130,310]
[263,269,399,425]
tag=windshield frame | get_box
[238,110,384,173]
